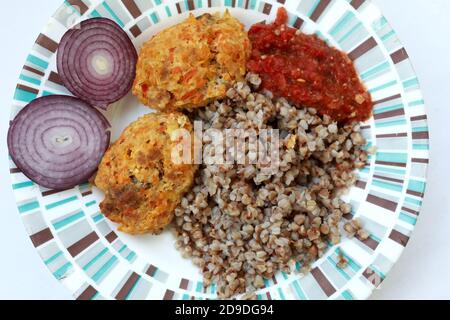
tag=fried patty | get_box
[95,112,196,234]
[133,11,251,111]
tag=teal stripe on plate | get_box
[102,2,125,27]
[375,119,407,128]
[64,0,81,15]
[182,293,190,300]
[224,0,232,6]
[150,12,159,24]
[375,166,406,175]
[327,256,351,280]
[165,6,172,17]
[12,181,34,189]
[277,288,286,300]
[26,54,49,69]
[249,0,257,10]
[44,251,63,265]
[412,126,428,132]
[376,152,407,164]
[86,200,97,207]
[126,252,136,261]
[408,99,425,107]
[18,201,40,214]
[90,10,101,17]
[45,195,78,210]
[370,234,382,242]
[92,256,118,282]
[369,80,397,93]
[360,61,390,80]
[53,210,85,230]
[408,180,426,193]
[372,179,403,192]
[370,265,386,279]
[53,262,72,279]
[336,248,361,272]
[118,245,127,253]
[413,144,429,150]
[92,213,104,223]
[196,0,202,8]
[399,212,417,225]
[342,290,353,300]
[19,74,41,86]
[405,197,422,206]
[154,0,162,4]
[374,103,403,114]
[403,77,419,88]
[196,282,203,293]
[14,89,37,103]
[42,90,56,96]
[83,248,108,271]
[338,22,362,44]
[292,280,307,300]
[329,11,354,36]
[381,30,395,41]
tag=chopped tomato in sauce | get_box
[247,8,373,123]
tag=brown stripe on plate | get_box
[373,94,401,105]
[355,180,367,189]
[121,0,141,18]
[412,131,429,140]
[105,231,118,243]
[357,235,379,250]
[343,212,353,220]
[263,3,272,15]
[10,168,22,174]
[146,264,157,277]
[163,289,175,300]
[41,188,71,197]
[272,275,277,284]
[23,65,45,77]
[412,158,428,164]
[36,34,58,53]
[30,228,53,247]
[350,0,365,9]
[115,272,140,300]
[391,48,409,64]
[410,114,427,121]
[401,206,419,216]
[77,285,98,300]
[266,292,272,300]
[67,0,89,15]
[311,267,336,296]
[129,24,142,38]
[187,0,195,10]
[360,125,371,130]
[373,108,404,120]
[310,0,332,22]
[406,189,423,197]
[208,0,213,7]
[362,268,383,286]
[293,17,304,29]
[176,3,182,13]
[179,278,189,290]
[17,84,39,95]
[366,194,397,212]
[48,71,64,86]
[373,174,403,184]
[348,37,377,61]
[67,231,99,257]
[375,160,406,168]
[245,0,249,9]
[389,229,409,246]
[277,0,286,3]
[231,0,236,7]
[376,132,407,138]
[81,190,93,197]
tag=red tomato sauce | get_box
[247,8,373,123]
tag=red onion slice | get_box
[57,18,137,110]
[8,95,111,190]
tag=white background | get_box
[0,0,448,300]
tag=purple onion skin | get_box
[8,95,111,190]
[57,18,137,110]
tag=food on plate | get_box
[57,18,138,110]
[174,74,369,298]
[7,95,111,190]
[133,11,250,111]
[94,112,196,234]
[247,8,373,123]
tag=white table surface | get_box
[0,0,449,300]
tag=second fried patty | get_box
[95,112,196,234]
[133,11,251,111]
